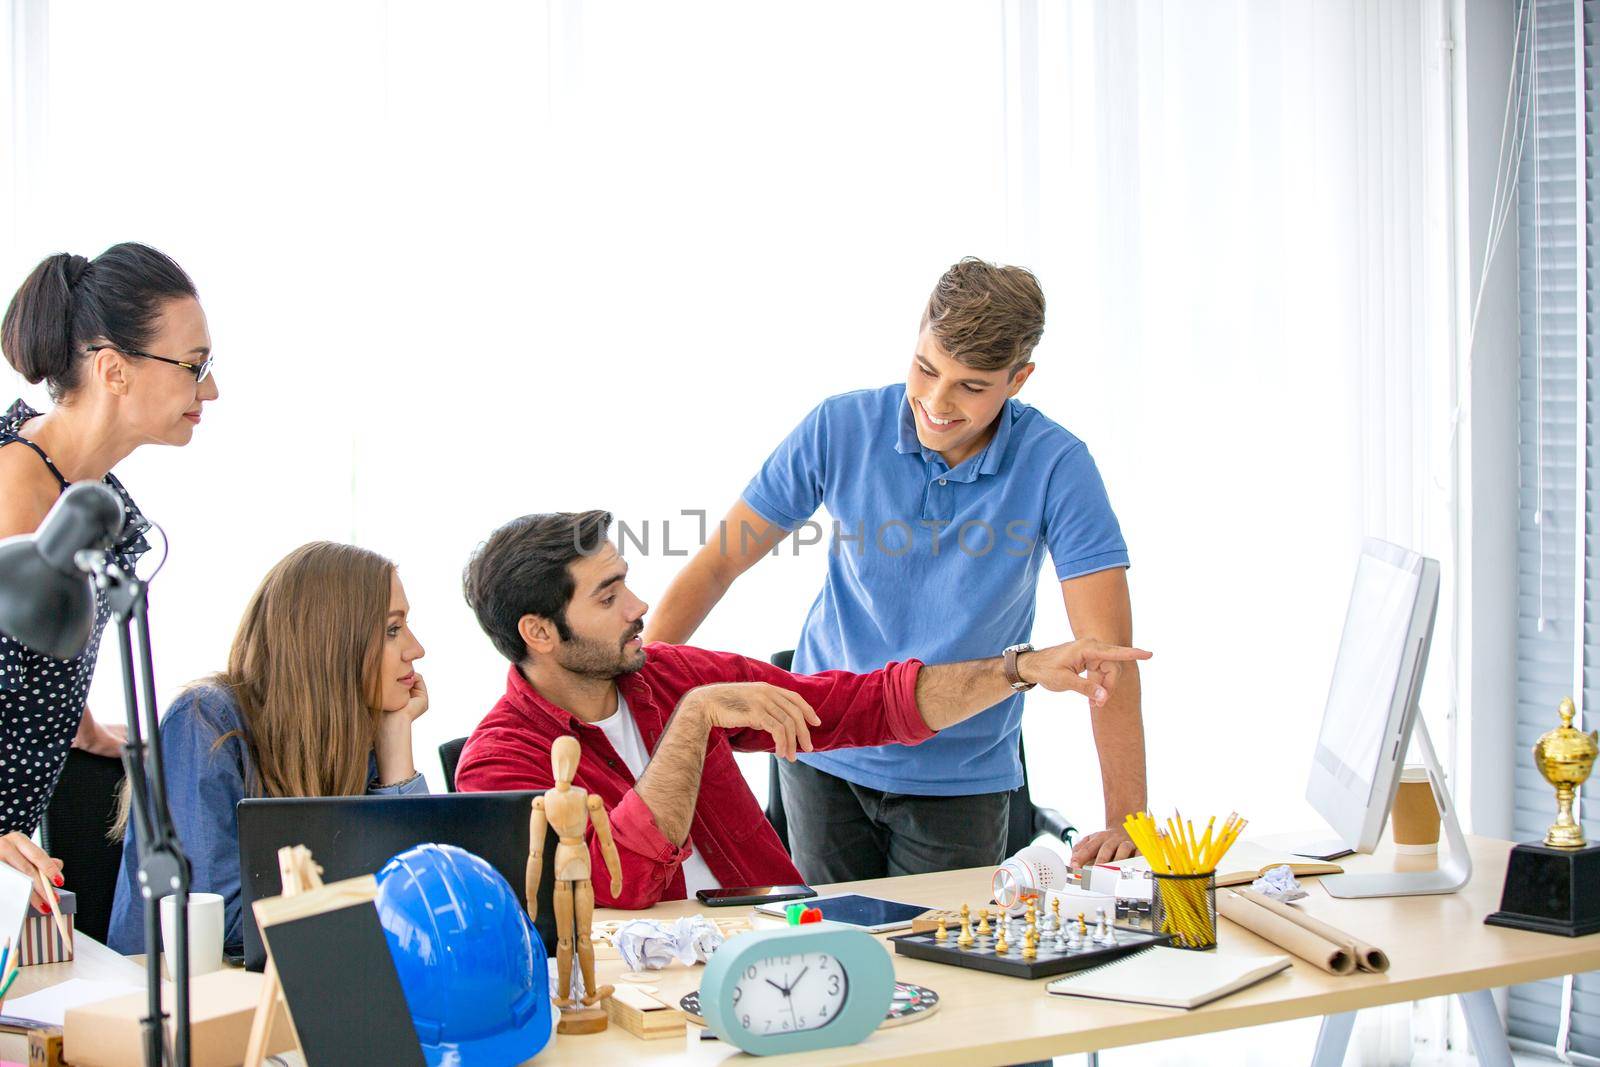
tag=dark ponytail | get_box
[1,243,198,401]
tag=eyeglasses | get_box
[88,343,213,384]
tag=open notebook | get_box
[1109,841,1344,888]
[1046,947,1291,1010]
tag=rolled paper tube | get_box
[1234,888,1390,973]
[1217,891,1356,975]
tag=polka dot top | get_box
[0,399,150,837]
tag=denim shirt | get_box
[106,683,428,955]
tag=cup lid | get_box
[1400,765,1431,783]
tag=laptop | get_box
[236,791,556,972]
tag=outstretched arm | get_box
[526,797,547,921]
[913,638,1151,732]
[587,796,624,898]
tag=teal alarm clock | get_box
[698,921,895,1055]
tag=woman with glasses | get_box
[0,243,217,910]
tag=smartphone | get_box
[695,885,816,907]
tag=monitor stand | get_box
[1319,713,1472,898]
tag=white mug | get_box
[160,892,225,978]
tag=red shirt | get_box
[455,642,930,909]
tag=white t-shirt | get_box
[593,695,722,898]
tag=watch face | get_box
[729,951,848,1035]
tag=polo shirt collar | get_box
[893,387,1018,482]
[894,388,922,456]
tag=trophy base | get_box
[1484,841,1600,937]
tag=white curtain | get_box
[7,0,1452,930]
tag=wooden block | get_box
[27,1028,63,1067]
[604,985,686,1040]
[910,909,960,934]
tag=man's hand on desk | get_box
[1072,824,1138,867]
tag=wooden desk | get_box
[564,835,1599,1066]
[0,934,144,1061]
[2,836,1593,1066]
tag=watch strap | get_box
[1003,644,1036,692]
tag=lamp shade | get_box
[0,483,125,659]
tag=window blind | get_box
[1507,0,1597,1055]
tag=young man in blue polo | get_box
[645,257,1144,878]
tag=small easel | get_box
[243,845,324,1067]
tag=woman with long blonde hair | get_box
[107,542,429,954]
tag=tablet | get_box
[753,892,930,933]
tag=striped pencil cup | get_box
[18,889,75,965]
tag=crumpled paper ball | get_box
[613,915,726,972]
[1250,863,1308,902]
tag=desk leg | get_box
[1084,1054,1098,1067]
[1310,1011,1355,1066]
[1457,989,1513,1067]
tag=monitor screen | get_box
[1313,551,1422,804]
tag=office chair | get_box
[439,736,468,793]
[39,748,128,944]
[764,650,1075,857]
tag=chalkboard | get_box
[263,900,426,1067]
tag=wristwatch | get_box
[1002,643,1036,692]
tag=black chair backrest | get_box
[439,737,468,793]
[39,749,127,944]
[764,650,797,849]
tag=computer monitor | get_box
[1301,538,1470,898]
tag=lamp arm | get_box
[99,565,191,1067]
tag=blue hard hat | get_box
[376,843,552,1067]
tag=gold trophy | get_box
[1486,697,1600,936]
[1535,698,1598,849]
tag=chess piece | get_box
[977,909,991,938]
[1021,930,1038,960]
[1077,912,1088,936]
[995,926,1009,954]
[530,736,625,1033]
[1486,697,1600,935]
[935,914,949,941]
[957,908,975,949]
[1051,898,1062,929]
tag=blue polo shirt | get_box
[742,383,1128,796]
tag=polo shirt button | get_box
[938,478,947,486]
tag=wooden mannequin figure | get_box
[528,735,624,1034]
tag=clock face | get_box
[728,951,848,1036]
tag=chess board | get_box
[890,923,1169,980]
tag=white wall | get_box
[3,1,1461,847]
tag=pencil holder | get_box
[18,890,76,965]
[1151,872,1217,950]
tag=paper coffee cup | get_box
[1390,766,1441,854]
[160,892,225,978]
